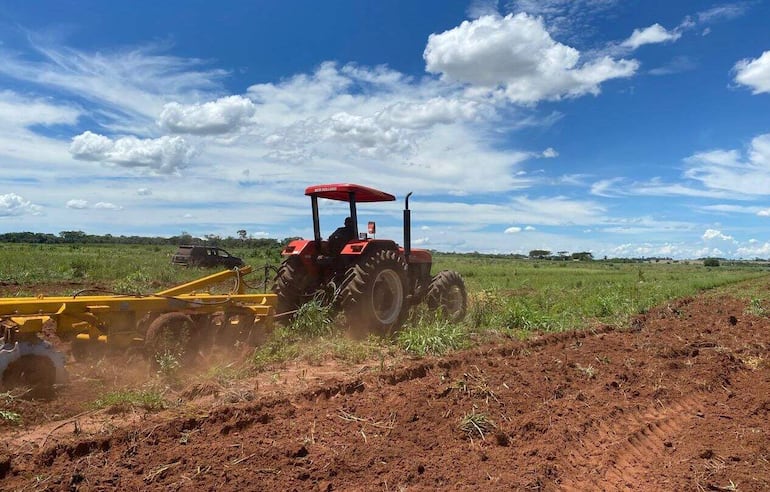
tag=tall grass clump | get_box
[398,312,469,356]
[290,299,335,337]
[497,301,554,332]
[468,290,504,329]
[92,389,167,412]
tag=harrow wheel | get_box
[1,340,67,394]
[1,354,56,396]
[339,249,408,337]
[425,270,468,322]
[144,312,199,367]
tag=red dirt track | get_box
[2,291,770,491]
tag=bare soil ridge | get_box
[2,291,769,491]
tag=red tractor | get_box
[272,183,467,335]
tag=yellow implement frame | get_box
[0,266,276,348]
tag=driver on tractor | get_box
[328,216,355,254]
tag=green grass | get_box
[91,389,167,412]
[252,325,388,370]
[291,299,336,337]
[431,256,768,332]
[2,243,769,377]
[0,409,21,425]
[397,311,470,355]
[0,243,278,294]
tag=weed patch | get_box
[92,389,167,413]
[459,409,496,440]
[291,300,335,337]
[397,314,469,356]
[0,409,21,425]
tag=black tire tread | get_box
[271,255,313,318]
[338,249,408,337]
[425,270,468,322]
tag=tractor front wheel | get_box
[272,255,315,322]
[339,250,408,337]
[425,270,467,322]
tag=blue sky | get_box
[1,0,769,258]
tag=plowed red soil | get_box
[2,289,770,491]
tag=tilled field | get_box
[2,291,770,491]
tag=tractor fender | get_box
[280,239,320,274]
[281,239,317,259]
[401,247,432,264]
[340,239,398,256]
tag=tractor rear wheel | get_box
[339,249,408,337]
[144,312,199,367]
[425,270,467,322]
[272,255,315,322]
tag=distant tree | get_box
[529,249,551,259]
[571,252,594,261]
[703,258,720,267]
[204,234,222,246]
[59,230,87,243]
[237,229,247,240]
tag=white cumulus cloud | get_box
[66,199,89,209]
[159,95,257,135]
[737,242,770,257]
[733,50,770,95]
[702,229,735,243]
[542,147,558,158]
[423,13,638,104]
[94,202,122,210]
[504,226,522,234]
[0,193,42,216]
[69,131,196,174]
[621,24,682,51]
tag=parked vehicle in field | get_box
[172,245,244,269]
[272,183,467,335]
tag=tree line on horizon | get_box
[0,231,752,264]
[0,230,298,249]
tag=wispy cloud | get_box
[0,41,227,132]
[621,24,681,51]
[649,56,697,76]
[684,133,770,195]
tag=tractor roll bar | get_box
[404,192,413,261]
[348,191,359,238]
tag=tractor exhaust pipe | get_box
[404,192,413,261]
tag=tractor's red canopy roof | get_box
[304,183,396,202]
